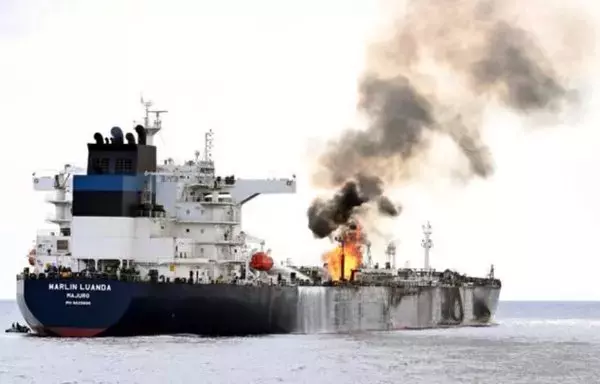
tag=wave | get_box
[499,318,600,327]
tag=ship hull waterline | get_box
[17,278,500,337]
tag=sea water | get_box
[1,300,599,384]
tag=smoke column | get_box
[307,0,590,239]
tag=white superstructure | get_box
[30,164,85,270]
[27,100,297,284]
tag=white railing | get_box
[174,242,249,262]
[175,217,240,225]
[45,193,72,204]
[36,229,62,237]
[45,214,71,223]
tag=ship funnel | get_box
[125,132,136,145]
[93,132,104,145]
[110,127,124,145]
[135,125,147,145]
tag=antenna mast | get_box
[140,96,167,146]
[385,242,397,270]
[204,129,214,162]
[340,236,345,282]
[334,230,346,282]
[421,221,433,271]
[365,240,372,268]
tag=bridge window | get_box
[115,158,133,174]
[92,158,110,173]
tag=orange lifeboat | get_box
[249,252,274,272]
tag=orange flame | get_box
[322,223,363,281]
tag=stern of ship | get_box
[17,276,138,337]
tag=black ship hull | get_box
[17,277,500,337]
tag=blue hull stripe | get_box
[73,175,145,192]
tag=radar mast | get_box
[421,221,433,271]
[140,95,167,146]
[204,129,214,162]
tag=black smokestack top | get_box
[307,174,400,238]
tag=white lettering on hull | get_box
[66,293,90,299]
[48,283,112,291]
[47,283,112,306]
[64,301,91,306]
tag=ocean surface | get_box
[1,301,599,384]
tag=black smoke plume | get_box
[307,174,400,239]
[307,0,590,238]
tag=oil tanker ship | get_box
[17,100,501,337]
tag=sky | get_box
[0,0,599,301]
